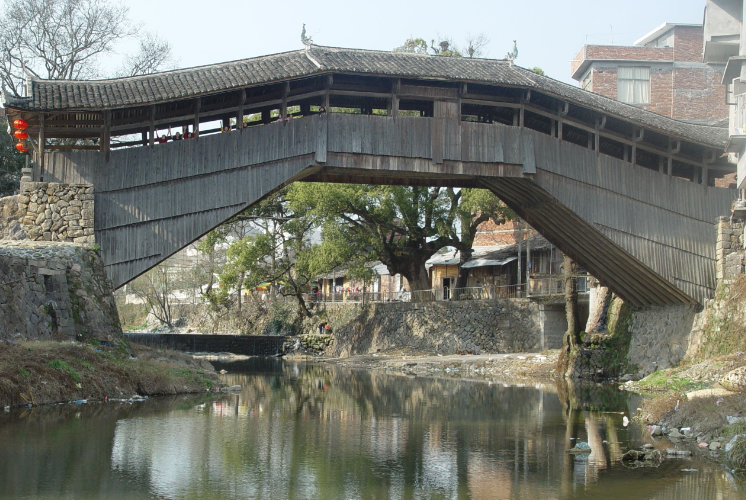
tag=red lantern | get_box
[13,130,28,140]
[15,142,27,152]
[13,119,28,130]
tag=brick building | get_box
[571,23,728,126]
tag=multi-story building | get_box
[703,0,746,194]
[572,23,729,126]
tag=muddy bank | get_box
[625,352,746,470]
[0,340,219,409]
[306,347,560,385]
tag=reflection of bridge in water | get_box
[3,45,736,306]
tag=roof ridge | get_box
[309,43,512,64]
[28,48,309,84]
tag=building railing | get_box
[307,277,589,304]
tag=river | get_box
[0,358,743,499]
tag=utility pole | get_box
[526,227,531,297]
[517,220,523,296]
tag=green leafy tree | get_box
[530,67,546,76]
[208,190,344,319]
[394,38,428,54]
[288,184,514,291]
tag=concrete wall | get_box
[125,333,290,356]
[0,241,121,341]
[328,299,546,356]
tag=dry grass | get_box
[0,340,218,408]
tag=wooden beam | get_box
[461,98,521,109]
[44,145,100,151]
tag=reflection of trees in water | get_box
[0,365,742,499]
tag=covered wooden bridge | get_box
[2,44,736,306]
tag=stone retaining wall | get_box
[627,305,702,377]
[0,182,94,243]
[328,299,543,356]
[0,241,121,341]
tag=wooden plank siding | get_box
[39,113,733,305]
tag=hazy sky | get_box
[104,0,706,86]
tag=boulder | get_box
[721,366,746,392]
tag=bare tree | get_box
[0,0,134,95]
[130,262,181,329]
[0,0,175,97]
[465,33,490,58]
[116,32,177,78]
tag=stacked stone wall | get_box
[716,216,744,280]
[627,305,702,377]
[21,183,94,243]
[0,241,121,341]
[326,299,543,357]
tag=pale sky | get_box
[103,0,706,86]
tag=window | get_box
[617,67,650,104]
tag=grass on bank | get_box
[0,340,219,408]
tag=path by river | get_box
[0,358,742,499]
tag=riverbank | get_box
[626,352,746,470]
[0,340,219,409]
[306,347,560,384]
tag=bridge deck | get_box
[40,113,734,307]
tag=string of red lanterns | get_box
[12,118,28,152]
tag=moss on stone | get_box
[597,297,637,377]
[698,276,746,359]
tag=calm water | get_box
[0,359,743,500]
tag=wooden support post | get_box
[667,137,679,177]
[631,127,644,167]
[594,116,605,156]
[388,78,399,117]
[558,102,569,142]
[324,74,332,111]
[261,109,270,124]
[658,155,665,173]
[194,98,201,139]
[38,114,45,174]
[281,81,289,119]
[237,88,245,130]
[458,83,467,122]
[519,103,525,129]
[703,150,715,186]
[101,111,111,162]
[141,131,147,146]
[300,102,310,116]
[149,105,155,147]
